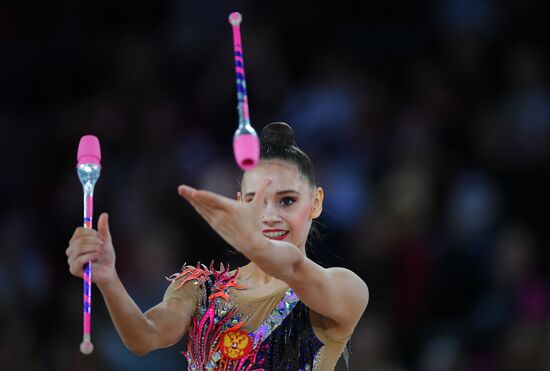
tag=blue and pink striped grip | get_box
[229,12,260,170]
[81,194,93,354]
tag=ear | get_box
[310,187,324,219]
[236,191,242,202]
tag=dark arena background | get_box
[1,1,549,370]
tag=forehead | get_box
[242,160,308,192]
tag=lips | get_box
[262,229,289,241]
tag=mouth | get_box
[262,230,289,241]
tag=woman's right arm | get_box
[66,212,194,356]
[97,274,193,356]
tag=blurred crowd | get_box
[1,1,548,370]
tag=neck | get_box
[241,262,275,285]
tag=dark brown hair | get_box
[256,122,316,187]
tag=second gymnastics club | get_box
[76,135,101,355]
[228,12,260,170]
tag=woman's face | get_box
[239,160,323,250]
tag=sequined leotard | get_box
[165,263,350,371]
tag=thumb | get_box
[97,212,112,242]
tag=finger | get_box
[194,190,234,210]
[73,253,99,267]
[75,236,103,246]
[252,179,272,206]
[69,253,99,277]
[67,236,102,258]
[70,227,96,241]
[178,185,206,210]
[178,185,197,199]
[178,185,206,214]
[178,187,211,222]
[69,243,102,258]
[187,197,216,224]
[65,235,103,256]
[179,184,232,210]
[71,227,86,239]
[179,185,232,230]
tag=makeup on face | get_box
[241,161,315,249]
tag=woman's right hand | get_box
[66,212,117,286]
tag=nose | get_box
[262,202,282,226]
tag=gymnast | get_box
[66,122,369,370]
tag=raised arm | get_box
[96,274,194,355]
[177,182,368,340]
[66,213,195,355]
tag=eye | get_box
[280,197,296,207]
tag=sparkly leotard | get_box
[164,263,350,371]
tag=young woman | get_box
[66,122,369,370]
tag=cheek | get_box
[289,204,312,232]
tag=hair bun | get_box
[260,122,296,148]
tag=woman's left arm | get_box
[178,182,369,339]
[246,239,369,340]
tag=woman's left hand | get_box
[177,181,271,254]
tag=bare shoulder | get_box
[326,267,369,332]
[326,267,369,305]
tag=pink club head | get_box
[77,135,101,167]
[228,12,242,26]
[233,133,259,170]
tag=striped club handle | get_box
[228,12,259,170]
[80,191,94,355]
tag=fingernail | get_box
[179,185,195,195]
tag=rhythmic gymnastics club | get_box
[76,135,101,355]
[228,12,260,170]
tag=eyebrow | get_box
[244,190,301,198]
